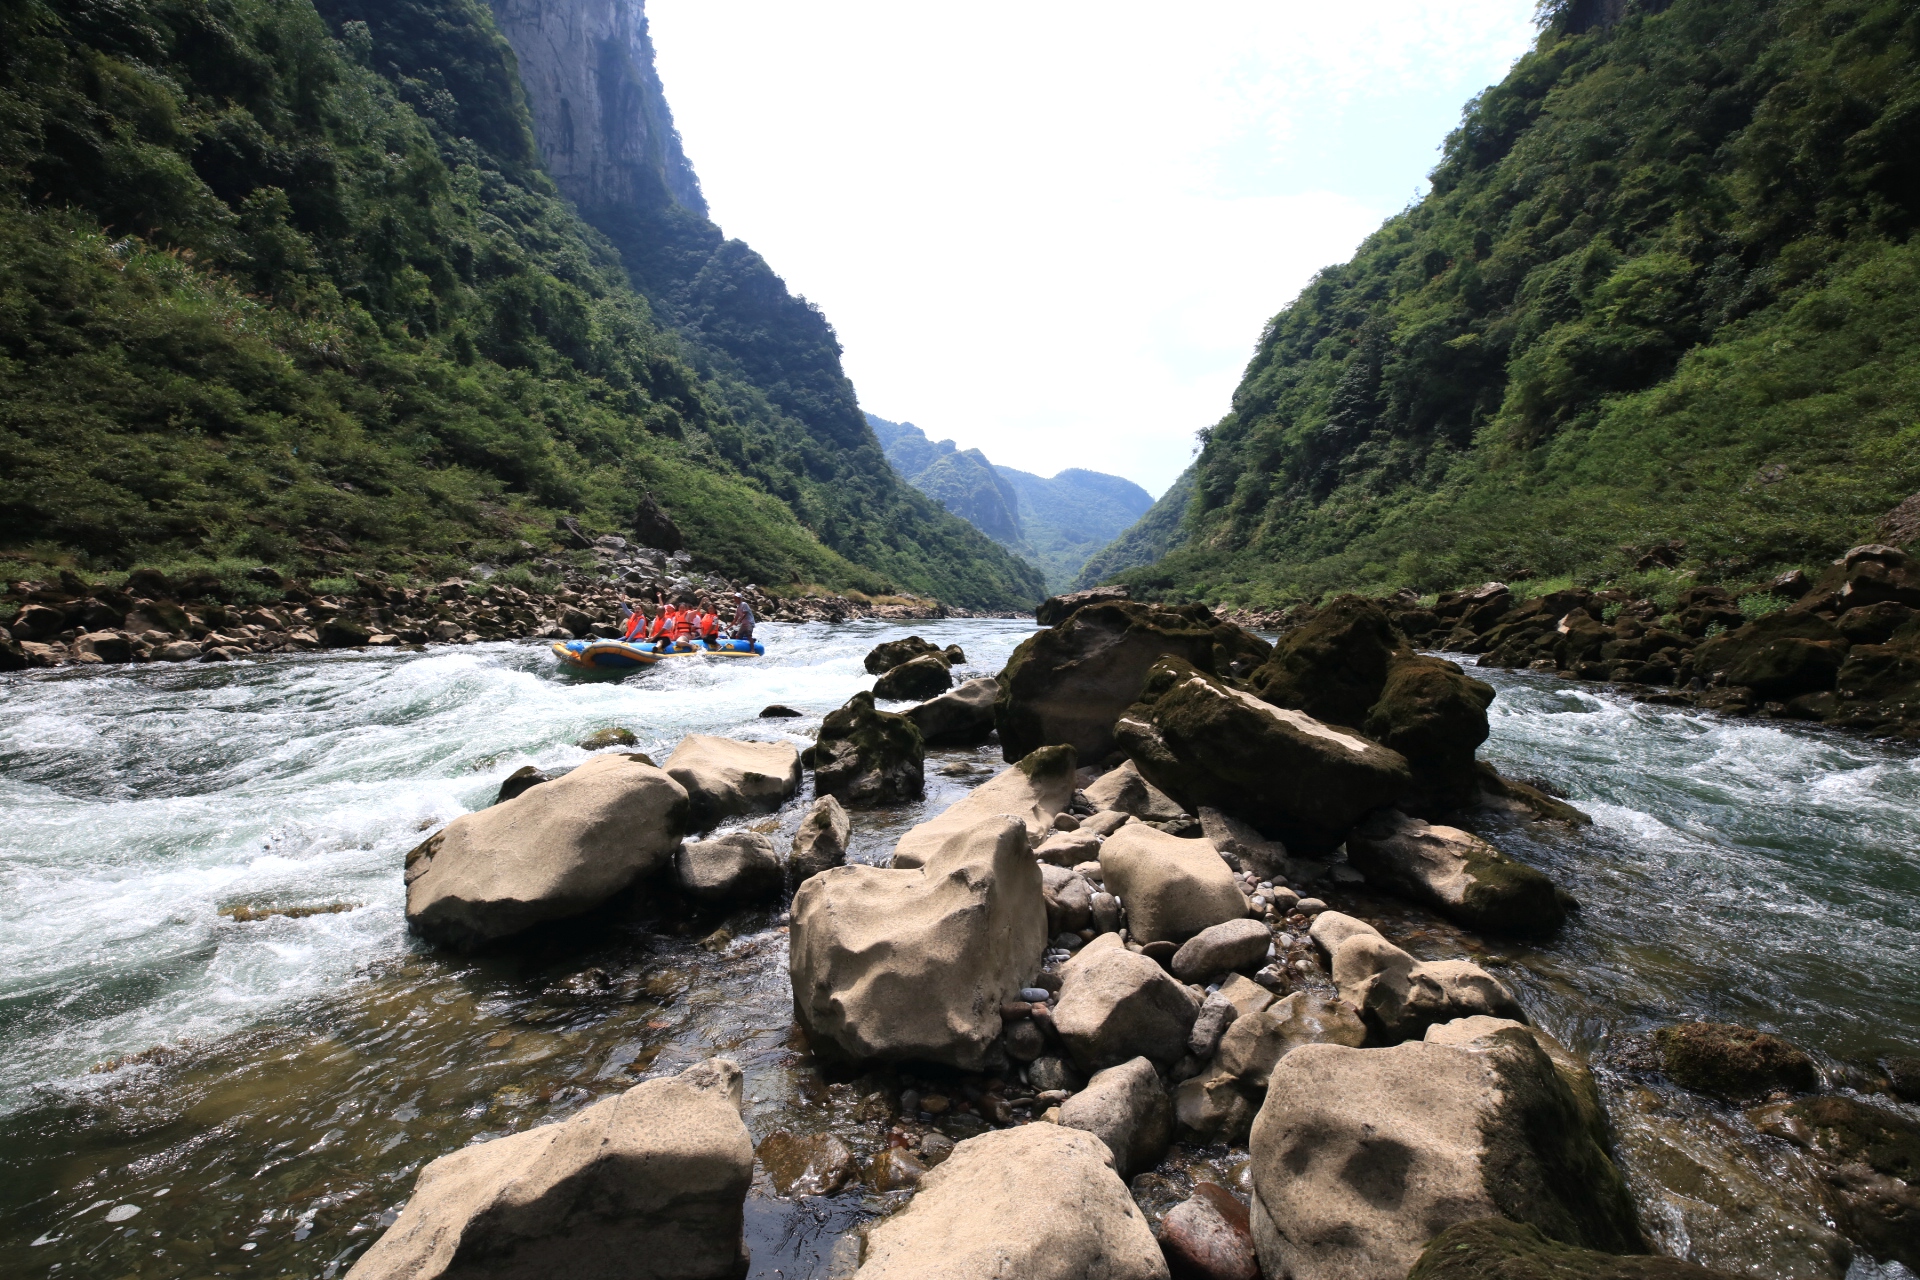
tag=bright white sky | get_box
[647,2,1539,497]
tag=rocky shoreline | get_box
[0,537,1008,671]
[320,591,1915,1279]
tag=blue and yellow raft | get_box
[550,637,766,670]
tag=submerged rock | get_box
[1652,1022,1819,1100]
[1098,822,1246,945]
[789,794,851,884]
[1749,1094,1920,1270]
[1249,1028,1645,1280]
[755,1129,856,1198]
[803,692,925,806]
[665,735,802,828]
[346,1058,752,1280]
[852,1124,1167,1280]
[995,601,1270,763]
[406,754,687,949]
[1115,658,1411,854]
[578,726,639,750]
[1407,1218,1742,1280]
[1345,809,1567,935]
[905,676,1000,745]
[789,816,1045,1070]
[892,745,1075,869]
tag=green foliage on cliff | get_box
[1101,0,1920,606]
[0,0,1039,607]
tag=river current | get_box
[0,620,1915,1279]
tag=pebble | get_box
[1001,999,1034,1020]
[920,1094,951,1115]
[1018,987,1052,1003]
[1035,1089,1070,1105]
[1052,813,1081,832]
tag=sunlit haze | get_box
[647,2,1540,496]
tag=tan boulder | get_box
[1058,1055,1172,1178]
[1098,823,1246,944]
[853,1124,1167,1280]
[1345,809,1567,936]
[1249,1033,1644,1280]
[1171,918,1272,982]
[406,755,687,949]
[1329,932,1523,1044]
[1084,760,1187,821]
[789,817,1046,1070]
[789,794,851,883]
[1053,945,1199,1072]
[891,745,1076,869]
[664,735,802,827]
[1215,991,1366,1087]
[346,1058,752,1280]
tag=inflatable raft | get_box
[550,637,766,671]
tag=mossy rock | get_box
[803,691,925,805]
[994,601,1270,763]
[873,653,953,700]
[1409,1218,1741,1280]
[864,636,945,675]
[1364,654,1495,811]
[495,766,548,804]
[1247,594,1407,729]
[1653,1022,1817,1099]
[1693,612,1849,699]
[318,618,371,648]
[578,726,638,750]
[1753,1095,1920,1269]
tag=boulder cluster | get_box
[0,543,985,671]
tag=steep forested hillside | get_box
[0,0,1039,607]
[869,414,1151,592]
[1098,0,1920,607]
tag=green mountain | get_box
[0,0,1041,609]
[1092,0,1920,607]
[868,414,1153,593]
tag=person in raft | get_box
[730,593,755,643]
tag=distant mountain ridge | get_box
[867,415,1153,593]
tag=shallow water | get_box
[0,629,1916,1278]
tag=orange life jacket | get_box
[671,609,695,641]
[648,608,676,641]
[621,612,645,640]
[698,611,719,640]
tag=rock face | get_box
[1085,760,1188,821]
[676,832,783,903]
[664,736,802,827]
[1408,1218,1742,1280]
[906,676,1000,745]
[789,795,851,883]
[1249,1028,1645,1280]
[1116,659,1412,853]
[1057,1056,1172,1178]
[1652,1022,1819,1099]
[995,601,1271,763]
[892,745,1075,869]
[1345,809,1567,935]
[1171,918,1272,982]
[1053,945,1200,1071]
[852,1124,1167,1280]
[406,755,687,948]
[803,692,925,806]
[345,1059,752,1280]
[789,817,1046,1070]
[1099,823,1246,944]
[873,653,953,700]
[1693,611,1851,700]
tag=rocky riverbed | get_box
[1,613,1916,1279]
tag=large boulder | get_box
[1098,823,1246,944]
[803,692,925,806]
[1249,1028,1645,1280]
[873,653,953,700]
[789,816,1046,1070]
[1345,810,1567,935]
[345,1059,752,1280]
[789,795,851,883]
[892,745,1076,869]
[1115,659,1412,853]
[1057,1055,1172,1178]
[1363,655,1495,811]
[1053,944,1200,1071]
[1245,594,1406,729]
[851,1124,1167,1280]
[1693,612,1850,700]
[1408,1218,1742,1280]
[406,755,687,949]
[864,635,947,675]
[1034,585,1132,627]
[1328,929,1524,1044]
[906,676,1000,746]
[1171,918,1272,982]
[664,735,802,828]
[1084,759,1187,822]
[676,832,783,903]
[995,602,1270,763]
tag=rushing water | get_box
[0,623,1915,1279]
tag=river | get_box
[0,620,1915,1279]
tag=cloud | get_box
[647,1,1539,494]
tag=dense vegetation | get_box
[870,415,1152,593]
[1098,0,1920,607]
[0,0,1040,607]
